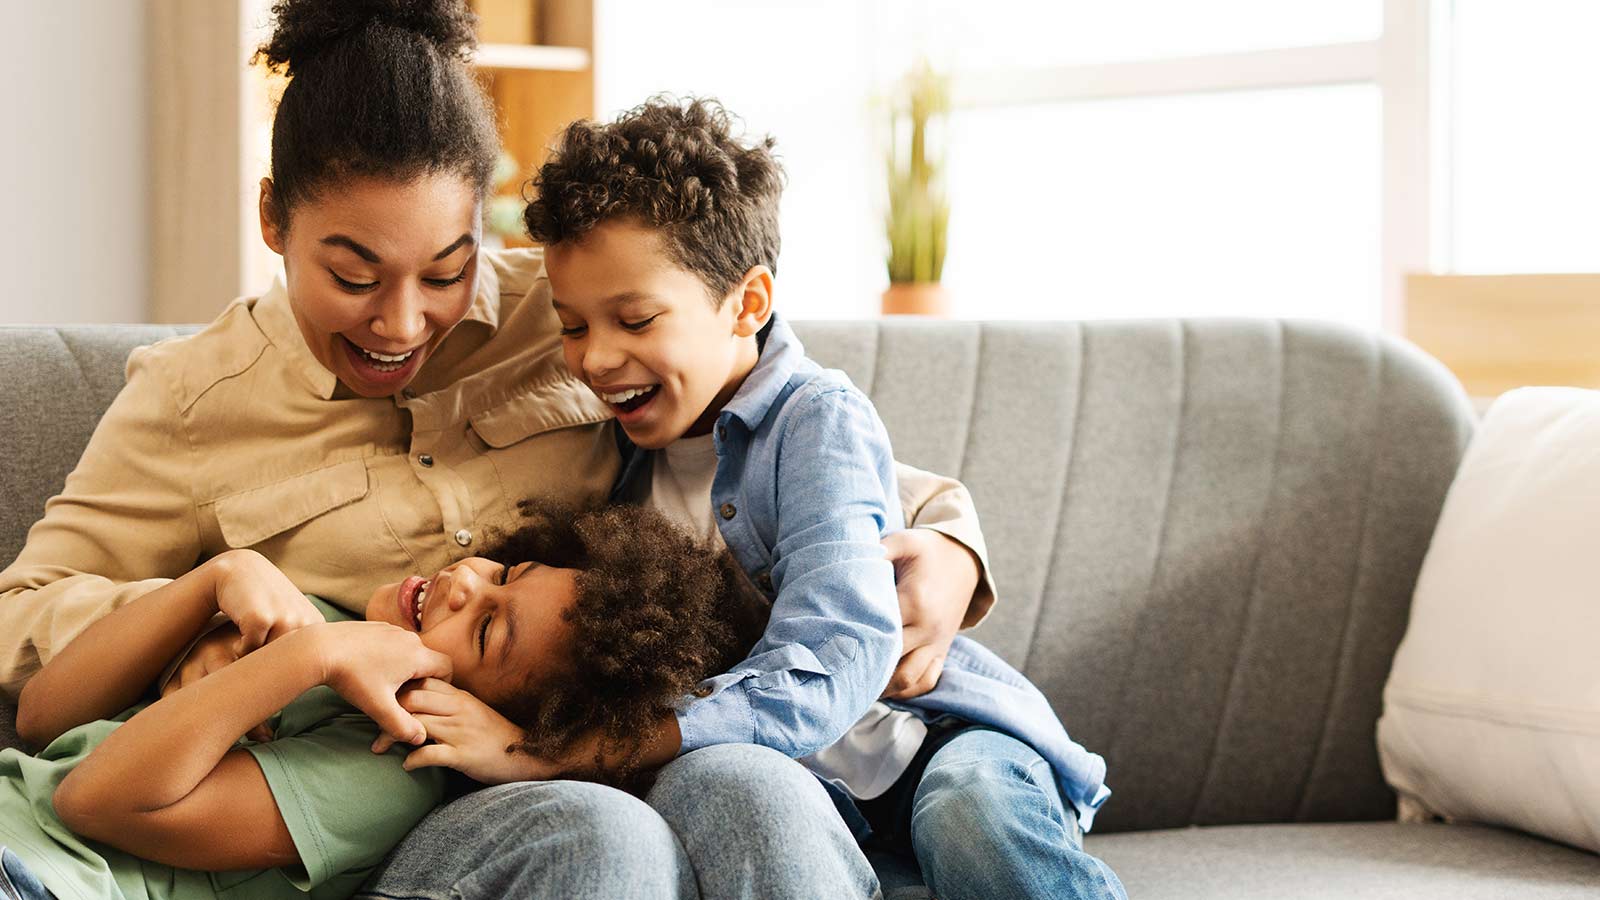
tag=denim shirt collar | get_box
[720,313,806,433]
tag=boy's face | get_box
[365,557,578,706]
[545,219,765,450]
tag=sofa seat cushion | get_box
[1089,822,1600,899]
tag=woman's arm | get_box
[0,346,203,698]
[51,619,450,870]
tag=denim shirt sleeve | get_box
[676,386,903,759]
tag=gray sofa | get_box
[2,320,1598,899]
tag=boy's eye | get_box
[330,270,377,292]
[621,314,660,332]
[478,615,491,656]
[497,564,510,585]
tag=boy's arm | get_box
[676,386,903,759]
[52,620,449,871]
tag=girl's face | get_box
[364,557,579,705]
[261,173,482,398]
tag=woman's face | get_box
[364,557,579,705]
[261,173,482,398]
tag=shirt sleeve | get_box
[676,386,903,759]
[0,346,202,697]
[894,461,999,628]
[244,712,446,892]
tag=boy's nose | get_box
[582,341,626,379]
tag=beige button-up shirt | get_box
[0,248,992,697]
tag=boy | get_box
[527,97,1127,900]
[3,503,751,900]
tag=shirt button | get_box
[454,529,473,547]
[717,424,728,441]
[719,503,737,520]
[401,388,417,400]
[758,572,773,591]
[692,684,713,698]
[418,454,434,467]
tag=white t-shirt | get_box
[648,432,927,800]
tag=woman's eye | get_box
[558,324,587,338]
[478,615,491,656]
[621,314,660,332]
[330,270,377,292]
[424,268,469,288]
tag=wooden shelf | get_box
[473,42,590,72]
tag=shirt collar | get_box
[250,253,505,401]
[721,312,806,432]
[252,276,340,400]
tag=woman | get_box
[0,2,994,898]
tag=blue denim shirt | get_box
[612,315,1111,830]
[612,314,905,759]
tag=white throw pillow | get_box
[1378,387,1600,854]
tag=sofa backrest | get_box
[792,319,1474,833]
[0,319,1474,833]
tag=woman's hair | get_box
[523,96,785,304]
[254,0,499,228]
[481,500,767,786]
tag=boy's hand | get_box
[371,678,533,785]
[312,622,453,745]
[209,549,325,655]
[161,624,274,742]
[881,528,979,699]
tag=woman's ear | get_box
[730,266,774,338]
[259,178,285,255]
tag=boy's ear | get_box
[730,266,774,338]
[259,178,285,255]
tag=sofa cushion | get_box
[1089,822,1600,899]
[1379,387,1600,853]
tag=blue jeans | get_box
[0,849,55,900]
[356,744,880,900]
[855,727,1127,900]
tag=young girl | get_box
[1,504,754,900]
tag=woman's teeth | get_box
[354,342,417,372]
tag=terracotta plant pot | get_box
[881,282,950,317]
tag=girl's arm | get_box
[15,549,318,747]
[52,619,449,870]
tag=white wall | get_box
[0,2,148,324]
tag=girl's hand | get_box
[371,678,538,785]
[312,622,453,746]
[209,550,326,655]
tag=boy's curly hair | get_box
[523,96,785,304]
[481,500,767,786]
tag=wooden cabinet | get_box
[471,0,596,247]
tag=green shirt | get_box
[0,598,446,900]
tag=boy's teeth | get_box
[600,386,655,403]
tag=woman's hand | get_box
[209,550,326,655]
[312,622,453,746]
[371,678,535,785]
[880,528,980,699]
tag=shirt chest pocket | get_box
[212,459,374,550]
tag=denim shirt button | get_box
[717,424,728,441]
[758,572,773,591]
[719,503,737,520]
[692,684,714,698]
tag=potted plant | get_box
[882,60,951,316]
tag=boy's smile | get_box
[545,219,770,450]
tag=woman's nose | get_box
[371,285,427,346]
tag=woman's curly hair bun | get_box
[257,0,479,75]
